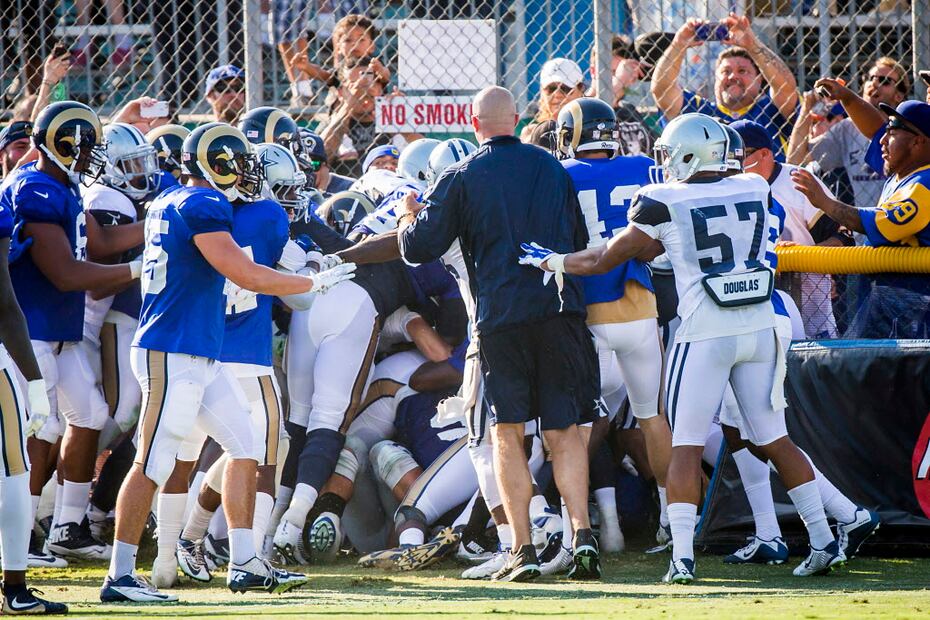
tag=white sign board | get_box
[375,96,473,133]
[397,19,497,91]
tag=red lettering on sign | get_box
[426,103,442,125]
[457,104,469,124]
[913,411,930,518]
[380,104,392,126]
[413,104,424,125]
[443,104,455,125]
[395,105,406,125]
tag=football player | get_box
[99,123,354,603]
[520,113,844,583]
[145,124,190,196]
[1,102,146,562]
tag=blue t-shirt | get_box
[394,390,466,468]
[677,90,795,161]
[220,199,289,367]
[865,126,885,176]
[133,185,234,359]
[1,163,87,341]
[563,156,655,305]
[0,196,11,238]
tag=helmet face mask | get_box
[147,125,190,179]
[183,123,259,201]
[102,123,160,199]
[556,98,620,159]
[652,113,729,184]
[33,101,107,186]
[256,142,310,221]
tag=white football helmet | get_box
[256,142,309,220]
[427,138,477,184]
[652,113,729,183]
[397,138,440,184]
[101,122,160,200]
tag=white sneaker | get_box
[793,540,846,577]
[539,545,572,576]
[307,512,343,558]
[598,520,625,553]
[150,556,179,588]
[273,519,308,565]
[27,552,68,568]
[462,550,508,580]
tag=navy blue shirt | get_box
[399,135,588,335]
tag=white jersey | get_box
[629,173,776,343]
[440,240,474,322]
[80,184,138,342]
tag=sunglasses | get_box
[866,73,905,92]
[213,80,245,95]
[743,147,759,157]
[544,83,574,95]
[887,116,923,136]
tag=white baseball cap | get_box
[540,58,584,89]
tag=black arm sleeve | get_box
[809,212,853,246]
[291,213,353,253]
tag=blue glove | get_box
[8,221,32,264]
[518,242,557,270]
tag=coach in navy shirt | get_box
[397,86,600,580]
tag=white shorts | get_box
[285,281,380,432]
[101,314,143,432]
[590,318,662,420]
[347,350,425,451]
[666,329,787,448]
[0,345,30,476]
[33,339,109,433]
[131,348,254,485]
[228,363,285,467]
[399,437,477,525]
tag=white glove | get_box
[309,262,357,294]
[25,379,50,438]
[307,251,343,272]
[128,259,143,279]
[381,306,420,343]
[277,239,310,272]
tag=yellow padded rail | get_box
[775,245,930,274]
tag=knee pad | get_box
[204,453,229,494]
[296,428,345,491]
[393,504,427,529]
[334,446,360,483]
[370,440,418,491]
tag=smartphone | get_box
[140,100,170,119]
[695,22,729,42]
[52,41,69,57]
[816,78,846,99]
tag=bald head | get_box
[472,86,518,141]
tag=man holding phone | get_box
[651,13,798,160]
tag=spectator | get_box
[519,58,585,141]
[298,128,355,195]
[0,122,32,179]
[651,14,799,160]
[733,120,850,338]
[921,71,930,105]
[13,0,57,95]
[28,47,71,123]
[272,0,317,108]
[71,0,135,70]
[790,57,909,213]
[204,64,246,124]
[526,120,557,152]
[361,144,399,174]
[793,101,930,338]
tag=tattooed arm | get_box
[726,14,799,120]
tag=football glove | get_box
[25,379,50,438]
[309,262,357,294]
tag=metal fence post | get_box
[593,0,612,104]
[243,0,263,111]
[914,0,929,101]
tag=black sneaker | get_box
[45,521,111,560]
[2,587,68,615]
[568,528,601,580]
[491,544,540,582]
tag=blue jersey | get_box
[220,199,289,367]
[0,195,11,238]
[766,196,789,318]
[563,156,654,305]
[150,170,181,200]
[134,185,235,359]
[860,164,930,247]
[395,389,467,467]
[1,163,87,341]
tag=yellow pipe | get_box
[774,245,930,274]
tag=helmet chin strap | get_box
[38,144,81,185]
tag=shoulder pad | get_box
[628,192,671,226]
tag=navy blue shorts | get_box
[480,315,599,431]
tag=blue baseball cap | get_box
[205,64,245,96]
[0,121,32,152]
[362,144,400,174]
[299,129,326,161]
[879,100,930,138]
[729,119,775,152]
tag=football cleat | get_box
[2,588,68,615]
[27,552,68,569]
[273,520,308,565]
[456,538,495,564]
[176,538,212,582]
[203,534,229,571]
[395,526,461,571]
[46,521,111,560]
[539,545,572,576]
[837,508,880,559]
[663,557,696,584]
[491,545,540,582]
[793,540,846,577]
[531,508,562,555]
[724,536,789,565]
[226,557,308,594]
[357,545,413,570]
[150,557,179,589]
[567,530,601,580]
[306,512,343,558]
[462,549,508,580]
[646,524,672,554]
[100,573,179,603]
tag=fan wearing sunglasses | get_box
[519,58,586,142]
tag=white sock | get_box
[800,449,858,523]
[0,473,33,570]
[496,523,513,550]
[252,492,274,551]
[52,483,64,527]
[295,80,313,97]
[398,528,425,546]
[529,494,549,519]
[657,486,669,527]
[594,487,619,528]
[108,540,138,579]
[185,471,206,521]
[268,486,293,536]
[560,500,573,551]
[182,500,215,541]
[283,483,317,527]
[732,448,782,541]
[58,480,92,525]
[31,495,40,524]
[667,502,697,562]
[208,507,228,540]
[156,493,187,562]
[228,528,255,566]
[786,480,834,549]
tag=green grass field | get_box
[26,553,930,619]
